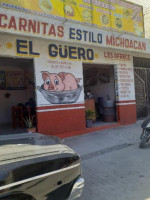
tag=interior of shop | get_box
[134,57,150,119]
[83,64,117,127]
[0,57,36,135]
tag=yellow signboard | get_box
[0,0,144,37]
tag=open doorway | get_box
[0,57,36,135]
[83,64,117,127]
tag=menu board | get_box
[115,64,135,101]
[0,71,5,89]
[6,71,25,90]
[0,0,144,37]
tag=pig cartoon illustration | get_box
[42,71,81,91]
[37,71,83,104]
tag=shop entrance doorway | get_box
[0,57,36,135]
[134,57,150,119]
[83,64,117,127]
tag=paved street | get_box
[80,144,150,200]
[63,121,150,200]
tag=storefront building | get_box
[0,2,150,138]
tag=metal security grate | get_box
[134,68,150,119]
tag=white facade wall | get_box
[0,7,150,125]
[0,33,136,106]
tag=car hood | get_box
[0,133,76,165]
[0,133,81,198]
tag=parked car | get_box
[0,133,84,200]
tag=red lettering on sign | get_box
[8,16,17,30]
[0,14,7,28]
[130,40,133,48]
[142,42,146,51]
[106,35,146,51]
[104,51,131,61]
[138,42,141,50]
[57,26,64,38]
[116,37,120,47]
[48,24,56,36]
[41,22,48,34]
[28,20,36,33]
[19,18,27,31]
[37,21,40,34]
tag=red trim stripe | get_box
[116,100,136,103]
[36,103,85,110]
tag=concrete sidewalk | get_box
[63,120,143,157]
